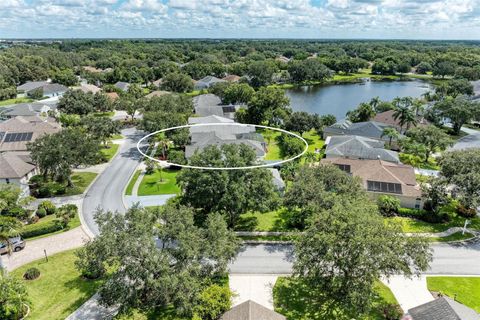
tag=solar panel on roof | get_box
[3,132,34,143]
[367,180,402,194]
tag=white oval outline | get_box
[136,123,309,170]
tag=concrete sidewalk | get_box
[229,274,281,310]
[382,275,434,312]
[65,294,118,320]
[124,194,176,207]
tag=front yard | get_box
[11,249,102,320]
[138,168,181,196]
[65,172,98,196]
[427,277,480,313]
[100,142,120,162]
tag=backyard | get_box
[264,129,324,161]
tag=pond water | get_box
[286,79,432,119]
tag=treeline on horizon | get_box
[1,39,480,100]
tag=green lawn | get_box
[388,215,480,233]
[236,208,293,232]
[11,249,102,320]
[429,231,475,243]
[0,97,33,106]
[125,169,142,195]
[93,111,115,117]
[303,130,325,153]
[100,142,120,162]
[427,277,480,313]
[138,168,181,195]
[64,172,98,196]
[111,133,124,140]
[21,214,81,241]
[273,277,401,320]
[399,153,440,170]
[263,129,323,161]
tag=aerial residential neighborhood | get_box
[1,1,480,320]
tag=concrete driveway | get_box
[229,275,281,310]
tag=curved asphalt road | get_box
[82,128,145,236]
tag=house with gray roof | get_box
[323,119,395,142]
[193,94,243,119]
[0,100,58,119]
[17,81,49,93]
[0,152,37,196]
[17,81,67,98]
[194,76,227,90]
[220,300,286,320]
[114,81,130,92]
[407,296,480,320]
[325,135,399,163]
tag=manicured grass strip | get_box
[263,129,282,160]
[388,215,480,233]
[429,231,475,243]
[303,130,324,154]
[111,133,124,140]
[21,214,81,240]
[64,172,98,196]
[236,208,293,232]
[427,277,480,313]
[11,249,102,320]
[138,168,180,196]
[100,142,120,162]
[126,169,142,195]
[273,277,401,319]
[0,97,33,106]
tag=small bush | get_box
[38,200,56,215]
[36,207,47,218]
[167,149,187,166]
[20,221,63,239]
[55,204,78,229]
[28,215,39,224]
[381,303,403,320]
[193,284,232,320]
[377,196,400,217]
[23,267,41,280]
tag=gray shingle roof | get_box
[220,300,286,320]
[42,83,68,95]
[324,119,394,141]
[194,76,226,89]
[114,81,130,91]
[17,81,49,92]
[185,133,265,158]
[0,152,36,179]
[1,102,58,118]
[409,297,480,320]
[326,135,399,163]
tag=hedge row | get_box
[20,219,63,239]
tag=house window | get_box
[335,164,351,173]
[5,178,10,184]
[367,180,402,194]
[415,198,422,209]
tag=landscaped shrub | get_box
[381,303,403,320]
[38,200,56,215]
[20,220,63,239]
[167,150,187,166]
[377,195,400,217]
[398,207,450,223]
[456,203,477,218]
[0,273,29,320]
[29,175,66,198]
[36,207,47,218]
[23,267,41,280]
[192,284,232,320]
[55,204,78,228]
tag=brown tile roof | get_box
[373,110,430,130]
[220,300,286,320]
[321,158,421,197]
[105,92,119,101]
[145,90,171,99]
[222,75,241,82]
[0,116,61,152]
[0,151,36,179]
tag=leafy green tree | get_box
[435,79,474,98]
[0,271,30,319]
[284,111,316,136]
[126,83,144,99]
[247,60,277,87]
[407,126,452,162]
[222,83,255,104]
[346,102,375,123]
[284,164,365,229]
[433,96,480,135]
[0,216,23,270]
[433,61,456,78]
[75,205,238,316]
[381,127,400,148]
[57,89,95,115]
[93,92,113,112]
[377,195,400,217]
[416,62,432,74]
[393,103,417,133]
[293,198,431,316]
[81,115,120,146]
[192,284,232,320]
[51,68,77,86]
[58,113,81,127]
[277,134,305,158]
[177,144,279,227]
[162,73,194,93]
[244,87,290,125]
[421,177,449,216]
[55,204,77,229]
[287,59,331,82]
[0,184,32,216]
[168,128,190,148]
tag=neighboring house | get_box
[406,296,480,320]
[323,119,396,142]
[0,100,58,119]
[0,152,37,195]
[325,135,400,163]
[222,74,241,82]
[82,66,111,73]
[17,81,67,98]
[193,94,242,119]
[194,76,227,90]
[0,116,61,152]
[145,90,171,99]
[73,83,101,94]
[275,55,290,63]
[220,300,286,320]
[373,110,430,131]
[321,158,422,209]
[114,81,130,92]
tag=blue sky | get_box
[1,0,479,39]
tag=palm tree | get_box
[381,127,400,148]
[0,216,23,271]
[393,105,417,133]
[369,96,381,112]
[412,99,424,116]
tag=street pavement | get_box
[449,126,480,151]
[81,128,146,235]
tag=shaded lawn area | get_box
[0,97,33,106]
[303,130,325,153]
[429,231,475,243]
[138,168,181,196]
[263,129,324,161]
[64,172,98,196]
[125,169,142,195]
[100,142,120,162]
[11,249,102,320]
[427,277,480,313]
[22,214,81,241]
[273,277,400,320]
[236,208,294,232]
[387,215,480,233]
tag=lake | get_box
[286,79,432,119]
